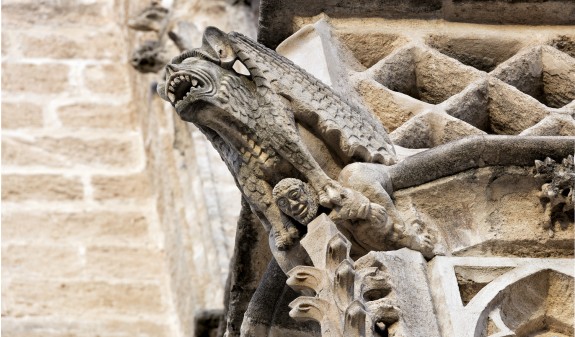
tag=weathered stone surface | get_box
[521,114,575,136]
[356,249,441,337]
[394,166,574,257]
[84,64,130,94]
[1,102,43,129]
[2,174,84,202]
[12,29,125,60]
[1,319,171,337]
[2,63,69,94]
[1,211,149,243]
[2,245,83,278]
[2,136,141,169]
[57,102,136,129]
[443,0,575,26]
[1,0,116,27]
[85,246,165,279]
[258,0,575,49]
[91,172,152,200]
[3,280,164,317]
[429,256,573,337]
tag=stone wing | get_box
[228,31,397,165]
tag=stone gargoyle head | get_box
[156,27,253,124]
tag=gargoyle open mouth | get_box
[166,73,203,105]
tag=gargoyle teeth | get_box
[169,73,205,105]
[168,92,175,102]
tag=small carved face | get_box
[273,178,319,225]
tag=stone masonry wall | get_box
[1,0,180,335]
[1,1,254,336]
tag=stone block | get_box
[1,211,149,244]
[91,172,152,200]
[85,246,164,279]
[4,280,164,317]
[17,28,125,60]
[1,0,115,28]
[1,318,171,337]
[57,102,135,129]
[83,64,130,95]
[2,245,82,278]
[443,0,575,25]
[2,136,141,169]
[2,174,83,202]
[1,30,11,56]
[2,63,69,94]
[1,102,43,129]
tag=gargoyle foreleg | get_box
[276,136,348,209]
[338,163,436,257]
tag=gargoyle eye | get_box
[289,190,300,199]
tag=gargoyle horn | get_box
[202,26,237,69]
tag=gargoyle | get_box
[156,27,396,255]
[127,0,169,34]
[130,40,170,73]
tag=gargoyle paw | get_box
[274,230,294,250]
[287,225,300,240]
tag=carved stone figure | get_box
[272,177,435,258]
[130,40,170,73]
[127,0,169,34]
[156,27,396,254]
[534,155,574,233]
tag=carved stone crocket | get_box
[157,27,396,250]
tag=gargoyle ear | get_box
[202,26,236,69]
[156,80,168,101]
